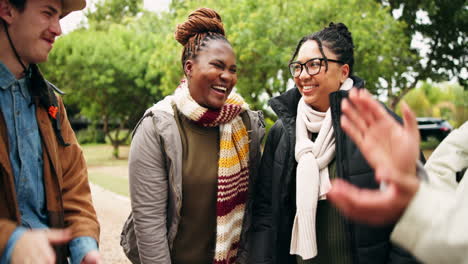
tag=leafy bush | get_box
[76,127,106,144]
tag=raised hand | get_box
[328,88,421,225]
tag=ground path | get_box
[90,183,131,263]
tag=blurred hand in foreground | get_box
[327,88,420,225]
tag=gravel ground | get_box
[90,184,132,263]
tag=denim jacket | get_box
[0,62,100,263]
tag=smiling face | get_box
[185,39,237,110]
[294,40,349,112]
[1,0,63,65]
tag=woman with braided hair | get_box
[122,7,264,264]
[250,22,420,264]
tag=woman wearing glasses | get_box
[250,23,419,264]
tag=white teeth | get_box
[212,85,227,91]
[303,85,316,90]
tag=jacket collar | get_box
[269,87,302,123]
[0,61,17,90]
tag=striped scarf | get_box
[173,80,250,264]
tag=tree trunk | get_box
[388,78,420,111]
[112,143,119,159]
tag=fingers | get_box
[341,98,368,135]
[329,179,388,210]
[341,89,391,140]
[328,179,393,225]
[348,89,376,127]
[12,230,58,264]
[357,89,387,120]
[376,167,420,199]
[341,90,374,148]
[348,89,396,126]
[327,179,359,217]
[340,113,363,146]
[42,244,56,264]
[81,250,102,264]
[46,228,72,244]
[401,101,420,142]
[374,165,391,183]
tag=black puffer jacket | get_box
[249,76,420,264]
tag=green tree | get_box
[377,0,468,108]
[399,81,467,128]
[441,82,467,128]
[150,0,412,122]
[42,16,163,158]
[86,0,143,27]
[400,88,431,117]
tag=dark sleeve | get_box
[383,104,426,163]
[249,121,283,264]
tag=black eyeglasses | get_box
[289,57,344,78]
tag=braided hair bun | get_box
[175,8,230,73]
[328,22,353,48]
[290,22,355,74]
[175,8,225,46]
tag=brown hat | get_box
[61,0,86,18]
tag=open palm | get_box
[341,89,420,185]
[328,89,421,225]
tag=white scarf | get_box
[290,78,354,259]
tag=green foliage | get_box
[76,126,106,144]
[42,11,164,158]
[445,83,468,128]
[86,0,143,28]
[44,23,157,119]
[398,81,467,128]
[401,88,431,117]
[377,0,467,107]
[42,0,461,155]
[149,0,411,120]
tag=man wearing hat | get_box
[0,0,101,263]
